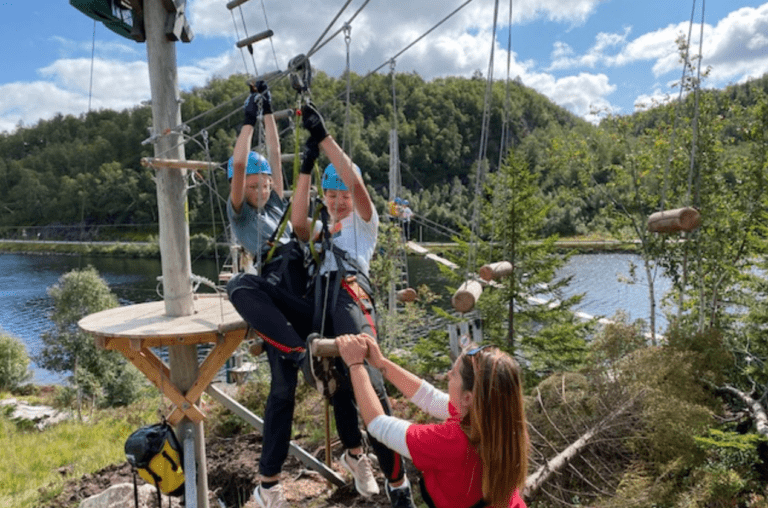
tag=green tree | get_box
[444,150,591,378]
[0,334,32,391]
[35,267,144,412]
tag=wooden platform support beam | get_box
[205,384,346,487]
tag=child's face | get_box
[245,174,272,208]
[324,189,353,221]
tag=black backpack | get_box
[125,421,185,507]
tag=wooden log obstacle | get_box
[647,207,701,233]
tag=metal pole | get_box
[143,1,208,506]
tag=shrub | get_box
[0,334,32,391]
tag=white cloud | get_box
[0,82,90,133]
[526,72,616,122]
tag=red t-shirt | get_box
[405,404,527,508]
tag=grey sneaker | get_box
[253,483,290,508]
[341,450,380,497]
[385,479,417,508]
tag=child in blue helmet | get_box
[227,80,289,263]
[291,102,417,508]
[225,82,315,508]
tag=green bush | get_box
[0,335,32,391]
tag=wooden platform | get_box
[78,293,248,425]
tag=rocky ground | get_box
[42,427,422,508]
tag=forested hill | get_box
[1,70,766,241]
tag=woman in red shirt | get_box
[337,334,529,508]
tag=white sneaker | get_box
[253,483,290,508]
[341,450,380,497]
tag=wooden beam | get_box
[236,30,274,49]
[141,157,222,170]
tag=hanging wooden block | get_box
[479,261,513,282]
[396,288,418,303]
[236,30,274,49]
[451,280,483,313]
[647,207,702,233]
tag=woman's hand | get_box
[336,334,368,367]
[359,333,385,369]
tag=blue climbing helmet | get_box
[322,163,360,191]
[227,151,271,180]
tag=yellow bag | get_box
[125,422,185,497]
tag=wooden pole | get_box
[144,1,208,506]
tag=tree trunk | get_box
[719,385,768,437]
[524,396,637,498]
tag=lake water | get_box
[0,251,672,384]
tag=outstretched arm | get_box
[301,102,374,222]
[230,122,253,214]
[256,80,283,198]
[290,137,320,242]
[360,334,422,399]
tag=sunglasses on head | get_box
[465,344,491,356]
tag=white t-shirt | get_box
[314,207,378,277]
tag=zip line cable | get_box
[306,0,356,57]
[323,0,477,110]
[152,0,472,165]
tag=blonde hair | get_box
[460,347,529,507]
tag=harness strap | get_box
[340,276,376,336]
[256,329,306,355]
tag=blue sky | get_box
[2,0,767,133]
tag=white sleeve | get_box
[367,415,412,460]
[410,380,450,420]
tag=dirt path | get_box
[43,431,420,508]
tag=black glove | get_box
[254,80,273,115]
[300,137,320,175]
[301,102,329,144]
[243,92,259,126]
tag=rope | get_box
[343,24,353,156]
[498,0,514,169]
[259,0,280,70]
[687,0,706,209]
[468,0,501,275]
[390,59,400,201]
[660,0,699,211]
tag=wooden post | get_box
[144,1,208,506]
